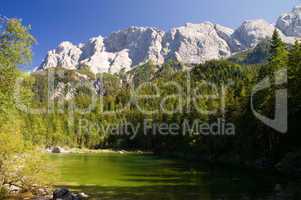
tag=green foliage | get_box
[268,29,288,71]
[254,31,288,122]
[131,61,157,87]
[288,41,301,105]
[246,39,271,64]
[0,17,52,196]
[78,64,95,79]
[0,19,35,65]
[101,73,121,96]
[192,60,243,85]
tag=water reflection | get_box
[49,153,301,200]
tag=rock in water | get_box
[53,188,79,200]
[53,188,71,199]
[78,192,89,199]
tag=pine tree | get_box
[258,30,288,80]
[288,40,301,105]
[288,40,301,76]
[269,29,288,71]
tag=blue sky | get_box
[0,0,299,71]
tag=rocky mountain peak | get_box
[231,19,275,51]
[38,6,301,74]
[293,5,301,11]
[40,41,81,70]
[276,6,301,37]
[164,22,232,64]
[104,26,165,66]
[57,41,76,51]
[79,36,105,60]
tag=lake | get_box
[48,153,298,200]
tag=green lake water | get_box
[48,153,297,200]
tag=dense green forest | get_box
[1,17,301,197]
[29,29,301,172]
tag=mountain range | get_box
[37,6,301,74]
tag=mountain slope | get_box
[37,6,301,74]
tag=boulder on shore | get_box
[45,146,69,154]
[51,147,62,153]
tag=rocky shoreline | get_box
[44,146,147,155]
[8,188,89,200]
[11,183,301,200]
[5,147,142,200]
